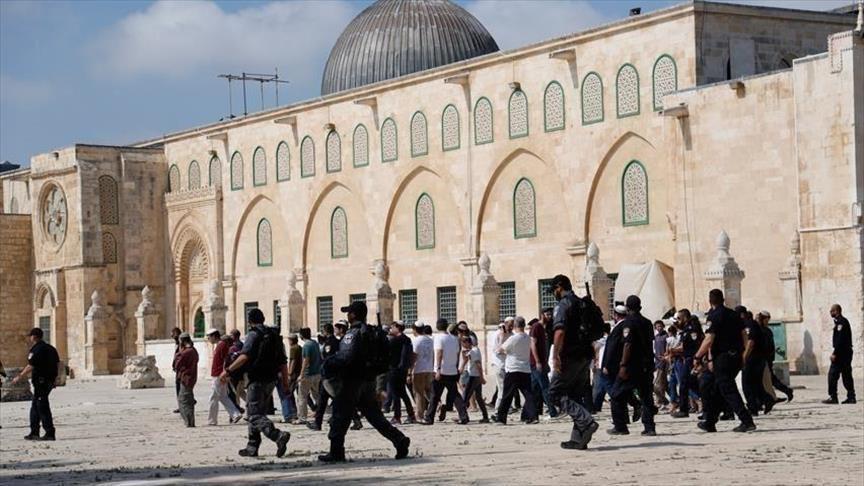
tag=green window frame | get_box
[508,89,529,139]
[543,81,566,132]
[256,218,273,266]
[168,164,180,193]
[410,111,428,157]
[399,289,418,324]
[230,151,244,190]
[498,281,516,322]
[276,141,290,182]
[300,136,315,178]
[473,97,494,145]
[580,72,604,125]
[652,54,678,112]
[326,130,342,173]
[415,193,435,250]
[317,296,333,329]
[621,160,649,226]
[330,206,348,259]
[252,146,267,187]
[615,63,641,119]
[243,301,259,333]
[381,117,398,162]
[441,104,460,151]
[208,155,221,187]
[436,286,457,324]
[513,177,537,239]
[353,124,369,167]
[537,279,556,315]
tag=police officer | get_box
[12,328,60,440]
[604,303,641,435]
[693,289,756,433]
[737,307,773,415]
[624,295,657,436]
[219,309,291,457]
[671,310,703,418]
[319,302,410,463]
[547,274,600,450]
[309,323,340,431]
[823,304,856,404]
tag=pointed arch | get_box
[276,141,291,181]
[253,146,267,186]
[353,124,369,167]
[330,206,348,258]
[474,97,493,145]
[230,151,244,190]
[209,155,222,187]
[326,130,342,173]
[257,218,273,266]
[381,117,398,162]
[616,63,640,118]
[301,136,315,177]
[513,178,537,238]
[188,160,201,189]
[621,160,649,226]
[581,72,604,125]
[168,164,181,193]
[543,81,565,132]
[652,54,678,111]
[102,232,118,263]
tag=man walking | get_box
[297,327,322,424]
[625,295,657,435]
[653,321,669,409]
[387,322,416,424]
[694,289,756,433]
[757,311,793,402]
[319,302,410,462]
[494,316,538,424]
[529,317,557,417]
[173,332,199,428]
[410,323,435,421]
[12,328,60,440]
[459,336,490,422]
[670,310,703,418]
[206,329,242,425]
[310,323,340,430]
[823,304,856,404]
[738,307,774,415]
[548,275,600,450]
[219,309,291,457]
[605,304,642,435]
[423,318,469,425]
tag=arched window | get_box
[257,218,273,266]
[326,130,342,173]
[410,112,428,157]
[622,161,649,226]
[209,155,221,187]
[581,72,604,125]
[544,81,565,131]
[474,97,493,145]
[330,207,348,258]
[98,175,119,224]
[652,55,678,111]
[353,124,369,167]
[513,178,536,239]
[508,89,528,138]
[230,151,244,190]
[168,165,180,193]
[616,64,640,118]
[441,104,460,151]
[381,118,398,162]
[102,232,117,264]
[253,147,267,186]
[276,142,290,182]
[415,193,435,250]
[301,136,315,177]
[188,160,201,190]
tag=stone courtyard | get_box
[1,375,861,485]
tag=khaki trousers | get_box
[298,374,321,420]
[412,372,434,419]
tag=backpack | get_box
[358,323,391,379]
[567,292,606,347]
[247,326,284,381]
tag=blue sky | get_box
[0,0,850,166]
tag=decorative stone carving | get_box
[188,160,201,189]
[209,155,222,187]
[381,118,398,162]
[544,82,565,131]
[514,178,536,238]
[582,73,603,124]
[617,64,640,117]
[331,207,348,258]
[367,259,394,325]
[623,162,648,225]
[353,125,369,166]
[277,142,291,180]
[0,368,33,402]
[509,90,528,137]
[411,112,428,156]
[135,286,160,354]
[442,105,460,150]
[279,271,305,335]
[164,185,219,205]
[584,242,613,320]
[203,280,227,335]
[653,55,677,111]
[231,151,244,189]
[779,232,803,321]
[117,355,165,389]
[416,194,435,249]
[326,130,342,172]
[704,230,745,308]
[474,98,493,144]
[85,289,113,376]
[471,253,500,331]
[253,147,267,186]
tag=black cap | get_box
[548,274,572,293]
[733,305,748,314]
[340,301,368,318]
[625,295,642,311]
[28,328,44,338]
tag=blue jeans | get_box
[531,367,557,416]
[669,359,682,404]
[275,380,296,420]
[592,369,612,412]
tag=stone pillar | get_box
[279,271,306,336]
[135,286,160,355]
[367,260,395,326]
[470,254,500,374]
[202,280,227,335]
[584,242,614,320]
[778,232,803,322]
[118,355,165,389]
[703,230,745,308]
[85,289,113,376]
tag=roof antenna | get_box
[218,71,290,119]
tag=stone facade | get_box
[2,1,862,376]
[0,214,34,367]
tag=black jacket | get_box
[833,316,853,359]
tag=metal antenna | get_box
[218,71,290,119]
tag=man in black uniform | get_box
[309,323,340,431]
[737,307,774,415]
[319,301,410,463]
[694,289,756,433]
[624,295,657,435]
[219,309,291,457]
[671,309,703,418]
[823,304,856,404]
[604,304,641,435]
[756,311,793,402]
[548,274,600,450]
[12,328,60,440]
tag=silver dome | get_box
[321,0,500,96]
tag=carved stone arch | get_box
[301,181,357,268]
[228,194,282,277]
[172,225,214,283]
[35,283,56,310]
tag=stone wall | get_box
[0,215,34,367]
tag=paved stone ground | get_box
[1,375,862,485]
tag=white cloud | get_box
[87,0,360,89]
[464,0,610,50]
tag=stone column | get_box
[135,286,160,355]
[779,232,807,377]
[279,271,306,336]
[703,230,745,308]
[471,254,500,375]
[366,260,395,326]
[584,242,614,320]
[778,232,803,322]
[85,289,113,376]
[202,280,227,334]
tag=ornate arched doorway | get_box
[173,227,213,335]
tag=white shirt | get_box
[433,333,460,376]
[412,335,434,374]
[501,331,531,373]
[491,331,510,367]
[465,347,483,377]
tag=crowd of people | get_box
[5,274,857,462]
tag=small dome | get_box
[321,0,499,95]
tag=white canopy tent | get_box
[613,260,675,322]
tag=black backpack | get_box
[359,323,391,378]
[572,292,606,344]
[247,326,284,380]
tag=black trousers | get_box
[462,376,488,420]
[424,374,468,423]
[678,359,697,413]
[387,368,414,419]
[828,355,856,400]
[245,381,283,450]
[699,352,753,426]
[742,357,773,413]
[315,381,331,427]
[496,371,536,423]
[328,380,405,457]
[766,361,793,397]
[30,381,55,436]
[610,372,654,432]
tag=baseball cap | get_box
[340,301,368,317]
